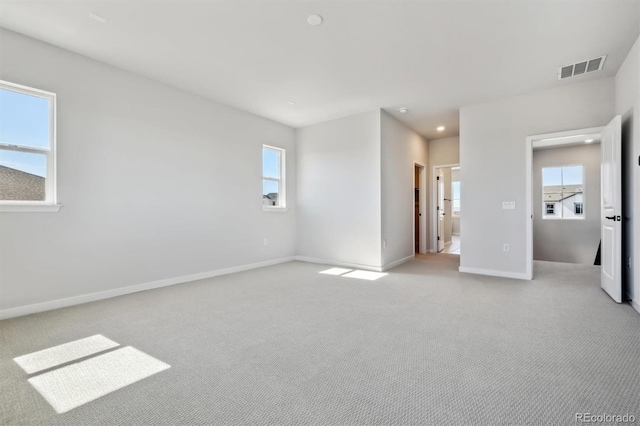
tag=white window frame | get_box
[541,164,584,220]
[574,202,584,215]
[0,80,60,212]
[262,144,286,211]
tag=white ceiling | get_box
[0,0,638,140]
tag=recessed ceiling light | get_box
[89,13,108,24]
[288,101,296,105]
[585,139,594,143]
[437,126,445,132]
[307,14,323,26]
[399,107,408,114]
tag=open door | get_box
[601,115,622,303]
[415,166,420,254]
[437,169,445,252]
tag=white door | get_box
[601,115,622,303]
[437,169,445,252]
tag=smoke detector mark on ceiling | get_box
[558,55,606,80]
[89,13,108,24]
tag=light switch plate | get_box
[502,201,516,210]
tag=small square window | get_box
[545,203,555,215]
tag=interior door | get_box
[601,115,622,303]
[437,169,445,252]
[415,166,420,253]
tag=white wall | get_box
[533,144,601,265]
[429,137,459,167]
[0,29,297,312]
[380,111,429,267]
[460,78,615,277]
[296,111,382,269]
[615,35,640,307]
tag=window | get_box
[542,165,584,219]
[262,145,285,210]
[452,181,460,214]
[0,80,58,211]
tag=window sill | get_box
[0,204,62,213]
[263,206,287,212]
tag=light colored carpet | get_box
[1,255,639,425]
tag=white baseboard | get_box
[458,266,531,280]
[0,257,295,321]
[632,299,640,315]
[294,256,383,272]
[381,255,415,271]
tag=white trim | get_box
[459,266,531,280]
[0,79,57,206]
[0,204,62,213]
[431,163,459,253]
[294,256,383,272]
[381,255,414,271]
[262,206,288,212]
[632,299,640,315]
[262,144,286,209]
[526,135,533,280]
[532,127,603,150]
[0,257,295,320]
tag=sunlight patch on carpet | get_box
[14,335,119,374]
[342,270,388,281]
[28,346,170,414]
[319,267,353,276]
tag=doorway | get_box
[526,119,622,303]
[432,164,460,254]
[414,163,426,255]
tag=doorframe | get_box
[525,126,604,280]
[431,163,459,253]
[414,162,427,254]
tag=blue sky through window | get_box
[543,166,583,188]
[262,148,280,196]
[262,148,279,179]
[0,88,50,177]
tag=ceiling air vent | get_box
[558,55,606,80]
